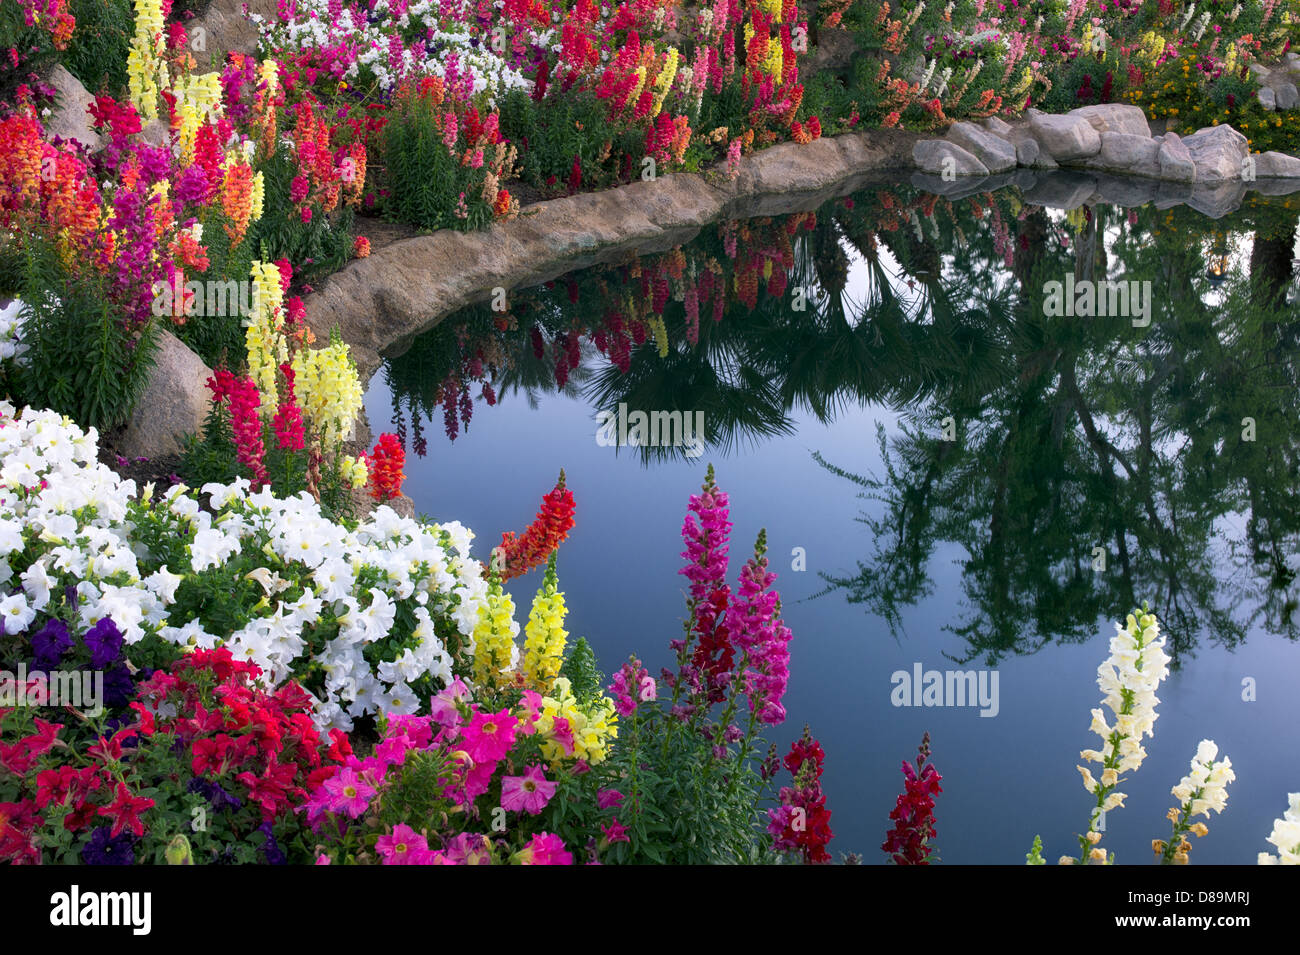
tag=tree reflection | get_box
[814,196,1300,664]
[380,182,1300,661]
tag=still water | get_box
[365,182,1300,863]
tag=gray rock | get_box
[187,0,278,64]
[1187,179,1248,219]
[1152,179,1195,207]
[946,121,1018,173]
[43,65,102,152]
[1022,171,1098,210]
[982,116,1015,138]
[1009,168,1040,191]
[1089,173,1159,207]
[912,139,990,177]
[1016,135,1056,169]
[1070,103,1152,138]
[1259,87,1277,111]
[1250,63,1272,80]
[1028,112,1102,161]
[139,119,170,148]
[1249,178,1300,198]
[1274,81,1299,110]
[1182,124,1249,182]
[909,172,993,200]
[119,331,214,460]
[1254,151,1300,178]
[1157,133,1196,183]
[1084,131,1161,177]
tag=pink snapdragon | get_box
[724,529,792,726]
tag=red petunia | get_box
[98,783,155,838]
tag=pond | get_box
[363,176,1300,863]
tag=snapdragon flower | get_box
[1155,739,1234,864]
[1074,609,1170,862]
[1258,793,1300,865]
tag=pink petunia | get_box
[513,832,573,865]
[320,766,374,818]
[500,764,558,815]
[440,832,493,865]
[428,678,471,728]
[377,823,431,864]
[459,707,519,764]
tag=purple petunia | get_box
[30,618,73,669]
[81,826,136,865]
[84,617,125,669]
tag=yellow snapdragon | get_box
[292,340,363,445]
[174,72,223,162]
[250,171,265,224]
[340,454,369,489]
[127,0,168,120]
[246,260,287,404]
[535,677,618,766]
[651,47,679,117]
[627,66,648,112]
[523,556,567,692]
[472,576,520,687]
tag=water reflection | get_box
[380,183,1300,662]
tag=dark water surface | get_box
[365,182,1300,863]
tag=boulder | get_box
[945,121,1017,173]
[118,331,214,460]
[1187,179,1248,219]
[982,116,1015,138]
[1254,151,1300,178]
[1182,124,1249,182]
[1156,133,1196,183]
[912,139,990,177]
[1016,135,1056,169]
[1258,87,1277,111]
[1028,112,1101,161]
[1089,173,1159,207]
[1022,171,1098,210]
[1084,131,1161,177]
[188,0,278,65]
[909,172,993,200]
[43,65,102,152]
[1273,81,1299,111]
[1070,103,1152,138]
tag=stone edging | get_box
[913,103,1300,187]
[301,129,923,382]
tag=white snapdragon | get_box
[1170,739,1234,818]
[1258,793,1300,865]
[1074,610,1170,860]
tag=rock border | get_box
[301,129,923,381]
[913,102,1300,188]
